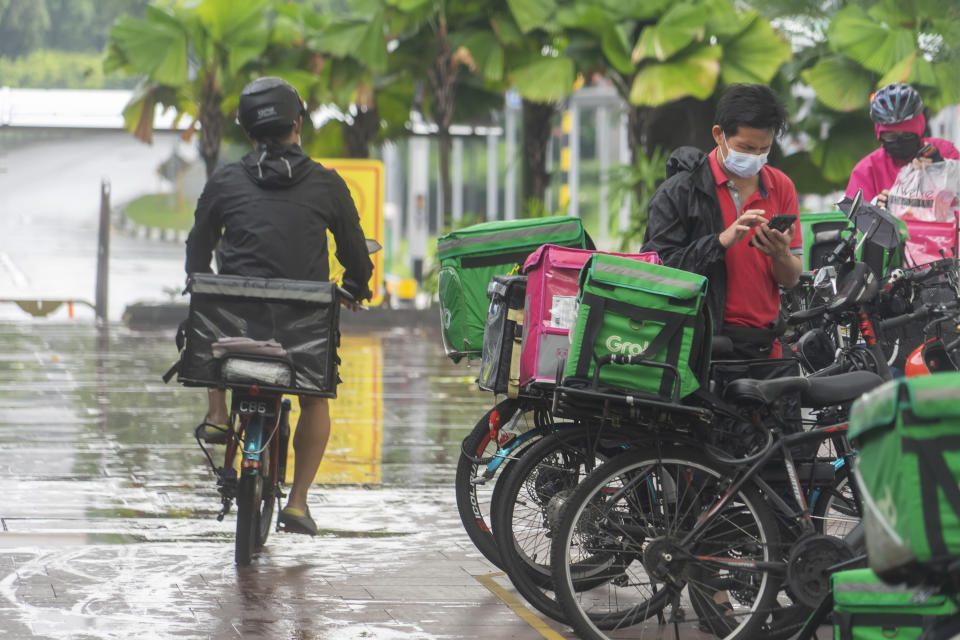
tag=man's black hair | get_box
[250,122,296,144]
[715,84,787,137]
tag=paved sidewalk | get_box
[1,486,588,640]
[0,324,821,640]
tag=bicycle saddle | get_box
[724,370,883,409]
[724,376,809,405]
[801,370,884,408]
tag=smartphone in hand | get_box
[750,214,797,247]
[766,214,797,233]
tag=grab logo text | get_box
[605,335,649,356]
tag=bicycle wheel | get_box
[550,446,781,640]
[255,441,276,548]
[235,473,263,565]
[812,464,861,541]
[454,399,545,569]
[490,426,629,623]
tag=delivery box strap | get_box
[575,292,692,389]
[901,433,960,559]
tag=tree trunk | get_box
[428,18,458,228]
[343,106,380,159]
[199,71,223,179]
[624,98,715,202]
[522,99,555,210]
[645,97,715,156]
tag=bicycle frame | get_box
[197,388,289,524]
[227,391,282,478]
[686,422,859,566]
[599,419,860,576]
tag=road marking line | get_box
[0,252,28,289]
[475,572,567,639]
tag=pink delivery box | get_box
[518,245,662,387]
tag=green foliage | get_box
[0,0,50,58]
[626,2,792,107]
[105,0,279,174]
[763,0,960,193]
[303,119,347,158]
[522,198,552,218]
[0,0,150,59]
[610,147,669,251]
[0,50,134,89]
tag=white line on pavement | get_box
[0,252,29,289]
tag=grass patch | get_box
[124,193,194,231]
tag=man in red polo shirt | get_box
[644,83,802,359]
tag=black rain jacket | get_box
[642,146,727,333]
[185,142,374,300]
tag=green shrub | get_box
[0,49,134,89]
[124,193,194,231]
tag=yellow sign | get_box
[285,335,383,484]
[315,158,385,306]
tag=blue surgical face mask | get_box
[721,133,768,178]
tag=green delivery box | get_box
[563,253,711,401]
[437,216,589,362]
[849,372,960,585]
[832,568,957,640]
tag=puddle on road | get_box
[0,532,146,547]
[0,321,496,639]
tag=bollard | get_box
[95,179,111,325]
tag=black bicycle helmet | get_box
[237,77,307,135]
[870,83,923,125]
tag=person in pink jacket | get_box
[845,83,959,206]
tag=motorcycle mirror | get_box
[836,189,864,220]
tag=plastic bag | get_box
[888,160,960,265]
[887,159,960,223]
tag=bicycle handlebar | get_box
[878,304,932,331]
[879,301,960,332]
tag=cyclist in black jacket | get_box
[185,77,373,535]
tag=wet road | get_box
[0,321,565,640]
[0,132,186,321]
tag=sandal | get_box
[195,418,229,444]
[278,506,318,536]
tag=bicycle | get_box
[547,368,881,640]
[455,395,555,569]
[171,274,356,566]
[489,421,635,623]
[196,389,292,565]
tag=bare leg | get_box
[285,396,330,512]
[207,388,229,424]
